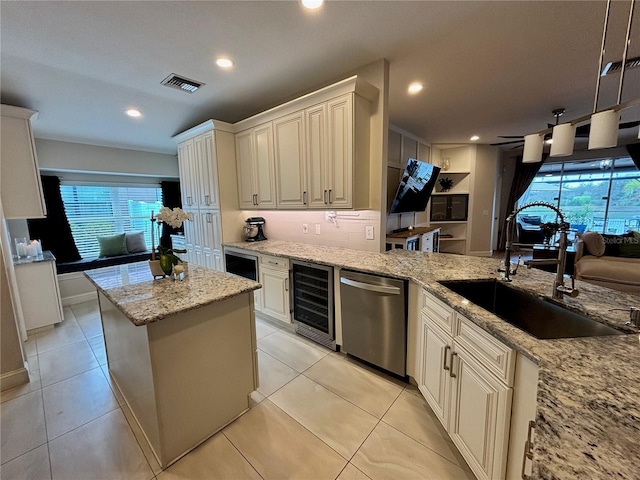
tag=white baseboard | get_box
[0,367,29,392]
[62,291,98,306]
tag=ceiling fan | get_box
[490,108,640,147]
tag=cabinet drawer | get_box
[422,290,456,336]
[260,254,289,271]
[455,314,515,387]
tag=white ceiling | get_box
[1,1,639,155]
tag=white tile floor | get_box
[0,301,474,480]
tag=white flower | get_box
[156,207,192,229]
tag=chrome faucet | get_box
[500,201,579,300]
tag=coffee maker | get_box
[243,217,267,242]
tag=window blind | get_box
[60,184,163,258]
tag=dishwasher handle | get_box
[340,277,401,295]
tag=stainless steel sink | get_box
[437,279,624,340]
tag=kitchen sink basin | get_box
[437,279,624,340]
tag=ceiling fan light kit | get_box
[550,123,576,157]
[588,109,619,149]
[523,133,544,163]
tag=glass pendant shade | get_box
[522,134,544,163]
[550,123,576,157]
[588,110,618,149]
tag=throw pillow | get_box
[97,233,128,257]
[602,232,634,256]
[580,231,605,257]
[618,231,640,258]
[125,231,147,253]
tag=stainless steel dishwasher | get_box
[339,270,407,376]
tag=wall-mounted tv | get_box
[389,158,441,214]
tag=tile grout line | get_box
[220,430,266,480]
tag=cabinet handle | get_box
[187,196,192,206]
[443,345,450,371]
[303,191,307,205]
[206,212,212,223]
[204,194,210,205]
[521,420,536,479]
[324,190,328,204]
[329,189,332,204]
[285,277,289,291]
[449,352,457,378]
[253,193,258,206]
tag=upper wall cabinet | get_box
[177,130,220,209]
[235,76,377,210]
[1,105,46,219]
[236,122,277,209]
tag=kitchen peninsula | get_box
[225,240,639,480]
[84,262,261,469]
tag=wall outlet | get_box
[365,225,375,240]
[302,223,308,234]
[315,224,321,235]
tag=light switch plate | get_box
[365,225,374,240]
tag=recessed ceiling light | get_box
[126,109,141,118]
[408,83,423,94]
[470,135,480,141]
[216,57,234,68]
[301,0,324,9]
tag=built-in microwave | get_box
[224,248,258,281]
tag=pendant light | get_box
[522,134,544,163]
[550,108,576,157]
[588,0,636,149]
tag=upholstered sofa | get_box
[574,231,640,296]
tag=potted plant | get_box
[438,177,454,192]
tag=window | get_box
[517,157,640,234]
[60,184,163,258]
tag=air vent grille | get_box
[601,56,640,76]
[161,74,204,93]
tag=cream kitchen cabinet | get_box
[174,120,235,270]
[14,256,63,331]
[237,76,376,211]
[419,290,514,480]
[1,105,46,219]
[236,123,277,209]
[274,111,307,209]
[256,255,291,325]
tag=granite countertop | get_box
[225,240,640,480]
[84,261,261,326]
[13,250,56,266]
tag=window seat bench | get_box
[57,251,153,274]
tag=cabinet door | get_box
[448,345,512,480]
[0,110,46,219]
[274,111,307,209]
[195,131,219,209]
[183,210,203,254]
[253,123,277,208]
[177,139,195,208]
[213,249,223,272]
[235,130,256,209]
[306,104,328,208]
[259,266,291,324]
[15,262,63,330]
[418,314,451,427]
[326,95,353,208]
[201,210,222,250]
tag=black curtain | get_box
[498,154,546,250]
[160,181,183,248]
[27,176,81,263]
[626,142,640,169]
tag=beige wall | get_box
[469,145,499,255]
[35,138,179,178]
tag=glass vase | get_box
[159,254,175,276]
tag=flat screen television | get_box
[389,158,441,214]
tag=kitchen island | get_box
[85,261,261,469]
[225,240,639,480]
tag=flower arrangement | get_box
[149,207,191,277]
[438,177,454,192]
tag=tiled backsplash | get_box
[241,210,381,252]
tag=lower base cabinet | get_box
[419,291,514,480]
[256,255,291,325]
[15,259,63,331]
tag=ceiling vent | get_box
[160,74,204,93]
[601,56,640,76]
